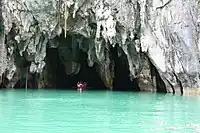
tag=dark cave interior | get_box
[0,34,162,92]
[149,58,167,93]
[44,45,141,91]
[47,47,107,90]
[1,36,141,91]
[111,45,140,91]
[1,48,166,93]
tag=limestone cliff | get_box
[0,0,199,94]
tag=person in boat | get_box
[77,81,87,91]
[77,81,84,91]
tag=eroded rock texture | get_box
[0,0,199,94]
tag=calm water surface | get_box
[0,89,200,133]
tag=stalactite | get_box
[64,3,68,38]
[0,29,5,76]
[0,0,6,77]
[57,0,61,29]
[73,1,78,18]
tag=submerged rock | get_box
[0,0,199,94]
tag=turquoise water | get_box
[0,90,200,133]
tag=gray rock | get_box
[0,0,199,95]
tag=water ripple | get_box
[0,90,199,133]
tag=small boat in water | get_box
[77,81,87,92]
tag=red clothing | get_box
[77,82,87,90]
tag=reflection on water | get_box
[0,89,200,133]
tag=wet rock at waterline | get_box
[0,0,199,94]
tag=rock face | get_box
[0,0,199,94]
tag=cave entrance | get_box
[46,47,107,90]
[111,45,140,91]
[149,59,167,93]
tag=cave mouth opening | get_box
[46,47,107,90]
[149,58,167,93]
[111,45,140,92]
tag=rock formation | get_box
[0,0,199,94]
